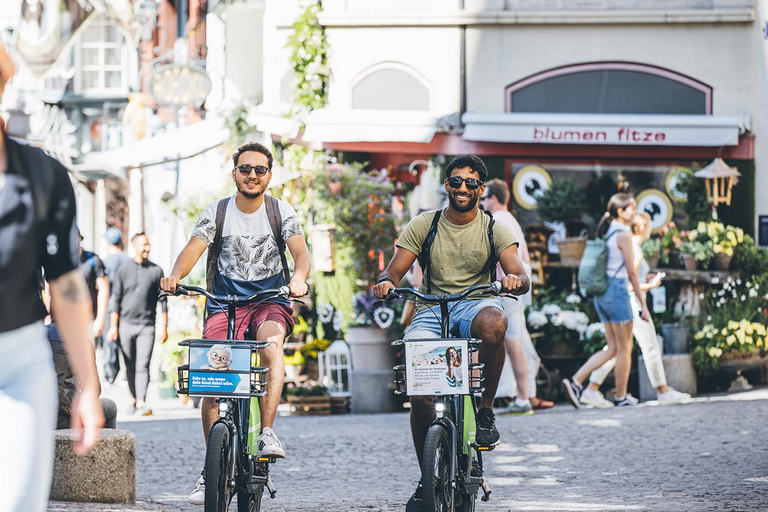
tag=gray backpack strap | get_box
[206,197,230,293]
[264,195,291,283]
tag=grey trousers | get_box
[119,321,156,403]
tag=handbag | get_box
[104,339,121,384]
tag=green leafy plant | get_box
[680,239,713,267]
[285,1,329,113]
[672,171,711,229]
[640,237,662,261]
[534,178,587,226]
[734,234,768,277]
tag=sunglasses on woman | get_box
[446,176,484,190]
[235,164,270,177]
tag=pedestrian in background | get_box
[0,41,103,512]
[107,232,168,416]
[563,193,650,408]
[102,226,131,383]
[77,229,109,344]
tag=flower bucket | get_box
[681,254,698,271]
[713,252,732,271]
[661,323,690,354]
[556,236,587,266]
[646,254,660,269]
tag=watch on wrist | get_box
[377,276,395,285]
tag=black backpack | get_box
[418,209,498,293]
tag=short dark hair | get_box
[445,155,488,182]
[232,142,273,169]
[485,179,510,206]
[131,232,147,243]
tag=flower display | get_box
[527,288,600,356]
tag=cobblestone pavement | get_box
[48,387,768,512]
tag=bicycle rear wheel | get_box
[422,424,455,512]
[205,422,235,512]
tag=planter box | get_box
[330,396,351,414]
[287,395,330,415]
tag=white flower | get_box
[527,311,548,329]
[541,304,562,316]
[741,295,747,302]
[747,281,753,288]
[737,279,742,286]
[565,294,582,304]
[586,322,605,340]
[332,310,344,332]
[712,277,720,285]
[707,315,712,321]
[317,304,334,323]
[698,293,704,299]
[749,288,758,298]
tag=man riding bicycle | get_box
[160,142,310,505]
[373,155,529,512]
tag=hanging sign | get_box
[512,165,552,210]
[636,189,674,233]
[147,63,212,107]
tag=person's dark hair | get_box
[595,193,635,238]
[131,232,147,243]
[445,346,461,367]
[232,142,273,169]
[484,178,510,206]
[445,155,488,182]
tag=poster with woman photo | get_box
[405,340,469,395]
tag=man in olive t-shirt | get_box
[373,155,530,512]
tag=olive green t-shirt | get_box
[397,209,517,310]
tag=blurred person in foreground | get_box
[482,179,555,414]
[0,42,103,512]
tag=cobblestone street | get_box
[48,387,768,512]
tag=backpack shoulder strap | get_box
[484,210,497,284]
[206,197,230,292]
[418,210,442,294]
[264,194,291,283]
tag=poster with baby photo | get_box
[189,343,251,372]
[405,340,469,396]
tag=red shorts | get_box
[202,302,295,341]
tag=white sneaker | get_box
[257,427,286,458]
[613,393,639,407]
[657,387,691,405]
[579,388,614,409]
[188,474,205,505]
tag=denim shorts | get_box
[592,278,633,324]
[404,298,504,340]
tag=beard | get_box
[448,191,479,212]
[236,180,263,199]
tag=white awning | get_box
[246,104,302,139]
[83,117,228,173]
[462,113,748,147]
[302,108,439,143]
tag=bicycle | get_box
[172,284,292,512]
[387,282,508,512]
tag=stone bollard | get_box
[51,429,136,504]
[638,354,697,401]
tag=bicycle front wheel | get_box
[236,463,263,512]
[205,422,235,512]
[422,423,455,512]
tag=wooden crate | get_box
[330,396,350,415]
[287,395,331,415]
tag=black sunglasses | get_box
[446,176,484,190]
[235,164,270,177]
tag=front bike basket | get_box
[177,339,270,398]
[392,338,484,396]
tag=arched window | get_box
[352,68,430,111]
[506,62,712,115]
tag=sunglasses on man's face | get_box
[235,164,270,177]
[446,176,484,190]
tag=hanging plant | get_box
[285,1,329,113]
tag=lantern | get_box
[317,340,351,397]
[694,158,741,207]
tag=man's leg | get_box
[471,307,508,410]
[118,323,138,407]
[410,395,436,470]
[134,323,156,412]
[255,320,287,430]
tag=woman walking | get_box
[581,213,691,407]
[562,193,650,408]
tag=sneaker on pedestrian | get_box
[126,403,137,415]
[498,399,534,416]
[530,397,556,411]
[188,474,205,505]
[257,427,286,458]
[657,387,691,405]
[562,378,583,409]
[405,481,424,512]
[475,408,500,447]
[579,388,614,409]
[136,406,153,416]
[613,393,639,407]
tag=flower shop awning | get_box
[302,109,439,143]
[461,113,748,147]
[247,104,302,140]
[83,117,228,173]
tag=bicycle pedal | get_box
[481,478,492,502]
[266,477,277,499]
[473,443,495,452]
[257,456,277,463]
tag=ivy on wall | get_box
[285,1,329,113]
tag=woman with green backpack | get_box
[563,193,651,408]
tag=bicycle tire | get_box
[422,424,455,512]
[236,462,263,512]
[205,423,235,512]
[455,491,475,512]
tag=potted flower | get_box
[527,289,591,356]
[659,221,683,268]
[285,381,331,415]
[534,178,588,266]
[679,231,713,271]
[640,237,662,269]
[704,221,744,271]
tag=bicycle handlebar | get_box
[386,281,505,305]
[171,284,291,305]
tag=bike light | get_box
[219,402,229,413]
[435,403,445,413]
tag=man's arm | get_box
[285,234,311,297]
[373,247,418,298]
[49,270,105,454]
[106,268,123,342]
[498,245,531,295]
[93,275,109,337]
[160,237,208,293]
